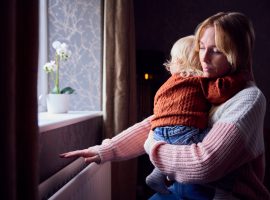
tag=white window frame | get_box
[38,0,49,112]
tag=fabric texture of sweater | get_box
[92,84,270,200]
[151,73,246,130]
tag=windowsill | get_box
[38,111,103,132]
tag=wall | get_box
[48,0,102,111]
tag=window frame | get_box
[38,0,49,112]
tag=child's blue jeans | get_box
[153,125,207,145]
[149,182,216,200]
[149,125,214,200]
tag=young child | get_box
[146,35,247,198]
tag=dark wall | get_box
[134,0,270,129]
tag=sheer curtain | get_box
[0,1,39,199]
[103,0,138,199]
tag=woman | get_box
[61,12,270,199]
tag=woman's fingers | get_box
[59,149,101,164]
[149,130,154,138]
[84,155,101,164]
[59,148,99,163]
[59,149,88,158]
[144,130,156,154]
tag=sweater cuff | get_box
[90,139,115,164]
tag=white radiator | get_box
[48,162,111,200]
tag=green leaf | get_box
[61,87,75,94]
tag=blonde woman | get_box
[145,35,246,198]
[61,12,270,199]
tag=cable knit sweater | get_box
[152,73,246,129]
[93,85,270,200]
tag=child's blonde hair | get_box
[164,35,202,77]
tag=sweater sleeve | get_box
[147,86,266,184]
[94,116,152,163]
[200,73,247,105]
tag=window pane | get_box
[47,0,102,111]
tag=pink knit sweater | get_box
[93,85,270,199]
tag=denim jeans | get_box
[149,182,215,200]
[153,125,208,145]
[150,125,215,200]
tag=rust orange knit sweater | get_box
[151,73,246,130]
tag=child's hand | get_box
[59,147,101,164]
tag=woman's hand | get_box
[59,147,101,164]
[144,130,155,154]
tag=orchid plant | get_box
[43,41,75,94]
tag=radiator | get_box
[48,162,111,200]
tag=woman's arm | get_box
[94,115,153,163]
[61,116,153,163]
[145,86,266,184]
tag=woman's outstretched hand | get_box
[59,147,101,164]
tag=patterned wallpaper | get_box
[48,0,102,111]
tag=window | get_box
[38,0,102,112]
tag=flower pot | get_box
[46,94,70,114]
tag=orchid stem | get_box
[54,53,60,94]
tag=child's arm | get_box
[200,72,247,105]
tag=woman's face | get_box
[199,26,231,78]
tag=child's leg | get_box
[146,167,171,194]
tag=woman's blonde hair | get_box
[164,35,203,76]
[194,12,255,80]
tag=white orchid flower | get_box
[43,40,74,94]
[61,43,68,49]
[56,43,71,60]
[52,41,61,49]
[43,60,57,72]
